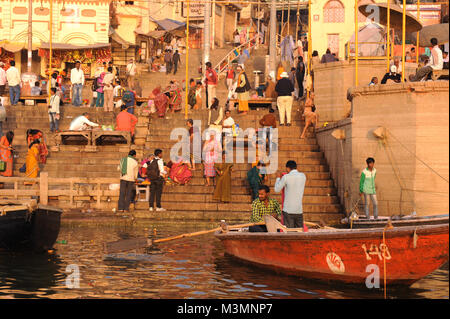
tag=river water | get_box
[0,221,448,299]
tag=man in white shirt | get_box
[69,112,99,130]
[126,59,137,88]
[6,61,21,106]
[117,150,139,213]
[409,38,443,82]
[0,62,7,97]
[70,61,85,106]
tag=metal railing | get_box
[214,34,261,75]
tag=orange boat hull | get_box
[215,224,449,286]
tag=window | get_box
[323,0,345,23]
[124,1,134,5]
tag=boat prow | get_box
[215,223,449,286]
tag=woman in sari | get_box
[26,140,40,178]
[213,152,233,203]
[27,129,48,164]
[0,131,14,177]
[152,86,169,118]
[167,82,182,113]
[235,65,250,115]
[202,133,222,186]
[168,158,192,185]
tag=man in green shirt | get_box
[249,185,282,232]
[359,157,378,219]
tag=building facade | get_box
[0,0,111,76]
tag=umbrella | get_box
[410,23,449,47]
[358,3,423,33]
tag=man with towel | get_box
[117,150,139,213]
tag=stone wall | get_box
[317,81,449,217]
[313,60,418,124]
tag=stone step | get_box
[154,193,339,205]
[135,201,342,214]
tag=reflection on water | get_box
[0,222,448,299]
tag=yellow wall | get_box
[311,0,385,60]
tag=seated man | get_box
[249,185,282,232]
[116,104,138,143]
[409,38,443,82]
[69,112,99,130]
[381,59,402,84]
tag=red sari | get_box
[152,87,169,118]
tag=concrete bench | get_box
[229,98,275,109]
[432,69,449,81]
[113,96,149,106]
[57,131,92,146]
[18,95,48,106]
[92,130,131,146]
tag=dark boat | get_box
[341,213,449,229]
[0,200,62,252]
[215,222,449,286]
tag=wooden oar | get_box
[103,221,265,254]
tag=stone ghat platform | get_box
[1,105,344,224]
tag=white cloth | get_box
[126,63,137,76]
[70,68,85,85]
[69,115,99,131]
[6,66,20,87]
[222,116,235,134]
[428,45,444,70]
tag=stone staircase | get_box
[2,103,343,224]
[138,108,342,224]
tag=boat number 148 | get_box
[361,243,391,261]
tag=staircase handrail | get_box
[214,34,261,75]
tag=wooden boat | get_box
[215,223,449,286]
[341,214,449,229]
[0,200,62,252]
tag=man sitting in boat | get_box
[249,185,282,232]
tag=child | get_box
[48,87,60,133]
[359,157,378,219]
[31,81,42,96]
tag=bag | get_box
[122,90,133,104]
[147,159,160,181]
[0,161,6,172]
[91,77,100,92]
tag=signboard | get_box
[182,3,212,19]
